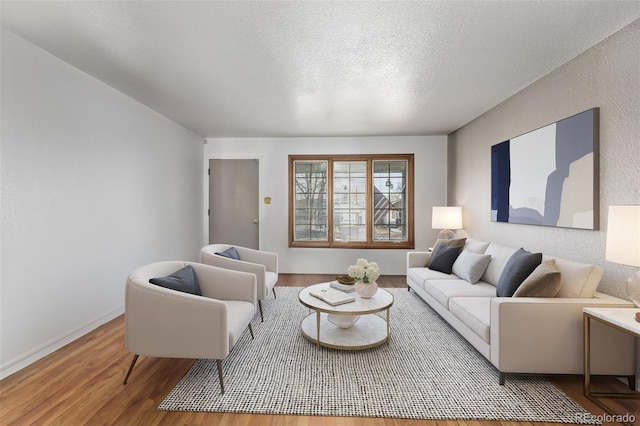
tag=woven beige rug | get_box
[159,287,598,424]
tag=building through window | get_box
[289,154,414,249]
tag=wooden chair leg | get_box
[248,323,254,339]
[499,372,506,385]
[258,300,264,322]
[217,359,225,394]
[123,354,139,385]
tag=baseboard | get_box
[0,305,124,380]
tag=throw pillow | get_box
[452,250,492,284]
[513,259,563,297]
[428,244,463,274]
[496,248,542,297]
[215,246,240,260]
[150,265,201,296]
[464,239,490,254]
[425,237,467,267]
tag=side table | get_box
[583,307,640,426]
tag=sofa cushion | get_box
[408,267,459,290]
[216,246,240,260]
[449,297,491,343]
[149,265,202,296]
[513,259,563,297]
[429,245,463,274]
[496,248,542,297]
[552,257,603,298]
[480,243,518,286]
[452,250,492,284]
[464,239,490,254]
[424,279,496,310]
[425,237,466,267]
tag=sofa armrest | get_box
[407,251,431,269]
[490,293,635,376]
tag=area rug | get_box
[159,287,599,424]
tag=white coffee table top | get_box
[298,282,394,314]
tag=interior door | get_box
[208,159,259,249]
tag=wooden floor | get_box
[1,274,638,426]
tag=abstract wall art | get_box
[491,108,599,229]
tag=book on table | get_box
[330,281,356,293]
[310,288,356,306]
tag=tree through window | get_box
[289,154,414,249]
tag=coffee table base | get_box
[301,312,389,350]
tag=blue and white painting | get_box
[491,108,598,229]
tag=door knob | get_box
[253,219,259,224]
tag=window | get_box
[289,154,414,249]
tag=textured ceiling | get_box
[2,1,639,138]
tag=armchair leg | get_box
[248,323,254,339]
[273,287,277,298]
[258,300,264,322]
[217,359,225,394]
[123,354,139,385]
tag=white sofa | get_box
[407,239,636,384]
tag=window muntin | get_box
[289,154,414,249]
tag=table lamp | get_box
[605,205,640,320]
[432,206,462,240]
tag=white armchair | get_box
[123,261,257,394]
[200,244,278,322]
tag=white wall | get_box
[0,30,204,379]
[449,20,639,299]
[204,136,448,275]
[448,20,639,384]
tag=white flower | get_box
[347,258,381,283]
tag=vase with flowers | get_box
[347,258,381,298]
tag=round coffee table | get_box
[298,282,394,350]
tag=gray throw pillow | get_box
[425,237,466,267]
[513,259,563,297]
[452,250,492,284]
[496,248,542,297]
[150,265,201,296]
[429,244,463,274]
[215,246,240,260]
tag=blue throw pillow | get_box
[496,248,542,297]
[150,265,201,295]
[215,246,240,260]
[428,244,463,274]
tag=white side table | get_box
[583,307,640,426]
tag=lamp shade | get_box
[605,205,640,267]
[432,206,463,230]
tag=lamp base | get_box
[627,270,640,308]
[437,229,456,240]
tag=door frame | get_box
[203,154,263,249]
